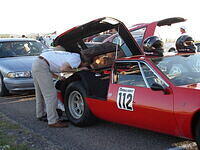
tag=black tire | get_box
[0,73,9,96]
[195,119,200,149]
[64,81,96,126]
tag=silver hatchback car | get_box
[0,38,48,96]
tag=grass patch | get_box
[0,115,31,150]
[0,121,20,130]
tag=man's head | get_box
[180,26,186,34]
[143,36,164,57]
[53,45,66,51]
[176,35,196,53]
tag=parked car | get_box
[0,38,48,96]
[54,17,200,149]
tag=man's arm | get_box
[51,72,65,80]
[60,62,78,73]
[52,73,59,79]
[60,62,88,73]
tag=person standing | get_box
[32,49,81,127]
[180,26,187,35]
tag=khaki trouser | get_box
[32,58,58,125]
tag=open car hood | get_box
[54,17,143,56]
[157,17,186,26]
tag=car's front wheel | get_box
[0,73,9,96]
[64,81,96,126]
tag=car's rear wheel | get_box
[195,120,200,149]
[64,81,96,126]
[0,73,9,96]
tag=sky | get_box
[0,0,200,39]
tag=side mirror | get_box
[150,83,169,94]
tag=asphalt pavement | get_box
[0,94,198,150]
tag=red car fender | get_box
[173,86,200,139]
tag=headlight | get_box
[6,71,31,78]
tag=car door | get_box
[107,60,178,135]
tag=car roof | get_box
[0,38,37,42]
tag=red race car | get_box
[54,17,200,148]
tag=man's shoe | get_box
[59,119,69,122]
[37,115,47,122]
[48,121,68,128]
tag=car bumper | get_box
[3,77,35,92]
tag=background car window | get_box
[120,43,132,56]
[0,41,46,58]
[114,62,147,87]
[0,42,15,57]
[113,36,124,46]
[130,27,146,46]
[112,35,133,57]
[91,34,112,43]
[140,62,166,87]
[112,27,146,47]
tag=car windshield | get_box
[0,41,47,58]
[151,53,200,86]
